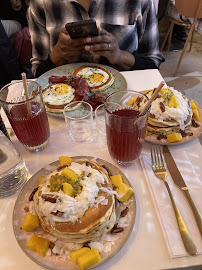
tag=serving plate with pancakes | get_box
[35,63,127,118]
[142,88,202,145]
[13,156,136,270]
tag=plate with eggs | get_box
[140,87,202,145]
[35,63,127,117]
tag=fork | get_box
[151,145,198,256]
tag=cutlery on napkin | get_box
[140,144,202,258]
[163,145,202,237]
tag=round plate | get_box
[35,63,127,118]
[145,94,202,145]
[13,156,136,270]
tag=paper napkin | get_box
[140,144,202,258]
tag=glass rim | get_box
[95,103,105,122]
[0,81,42,105]
[104,90,150,118]
[63,101,93,120]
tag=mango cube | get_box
[69,247,91,263]
[168,95,178,108]
[110,174,123,188]
[59,156,73,166]
[117,183,134,202]
[167,133,182,143]
[22,214,39,232]
[38,176,45,185]
[192,108,200,121]
[78,248,101,270]
[160,88,168,94]
[190,100,197,110]
[63,182,74,197]
[27,234,50,257]
[128,97,135,105]
[61,167,78,181]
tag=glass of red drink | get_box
[0,81,50,151]
[104,90,150,165]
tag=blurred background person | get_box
[0,0,33,87]
[0,20,21,88]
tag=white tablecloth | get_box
[0,69,201,270]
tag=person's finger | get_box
[85,42,112,51]
[98,27,108,36]
[61,27,68,34]
[88,50,111,58]
[84,34,111,45]
[60,33,85,49]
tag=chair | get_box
[160,0,202,76]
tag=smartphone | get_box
[65,19,98,39]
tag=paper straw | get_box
[140,81,165,115]
[22,73,32,116]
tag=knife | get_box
[163,145,202,237]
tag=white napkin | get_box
[140,144,202,258]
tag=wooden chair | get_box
[160,0,202,76]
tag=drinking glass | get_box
[95,104,106,143]
[0,81,50,151]
[0,131,28,197]
[63,101,93,142]
[0,114,10,139]
[104,90,150,166]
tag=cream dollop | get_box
[38,162,105,223]
[149,87,192,130]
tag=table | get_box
[0,69,201,270]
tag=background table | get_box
[0,69,201,270]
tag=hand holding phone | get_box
[65,19,98,39]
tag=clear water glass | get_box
[63,101,93,142]
[0,131,28,197]
[95,104,106,143]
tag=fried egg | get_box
[43,83,75,107]
[72,66,114,91]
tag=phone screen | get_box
[65,19,98,39]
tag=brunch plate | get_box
[13,156,136,270]
[35,63,127,118]
[143,90,202,145]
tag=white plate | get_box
[35,63,127,118]
[13,156,136,270]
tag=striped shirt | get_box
[28,0,164,77]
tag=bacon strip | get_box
[48,75,108,109]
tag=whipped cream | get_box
[148,87,192,130]
[38,162,105,224]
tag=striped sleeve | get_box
[28,0,51,76]
[132,0,164,70]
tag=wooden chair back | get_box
[175,0,202,18]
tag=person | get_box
[0,0,29,41]
[28,0,165,78]
[0,0,33,83]
[0,20,22,89]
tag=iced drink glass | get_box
[0,81,50,151]
[104,90,150,165]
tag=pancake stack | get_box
[145,87,193,135]
[33,160,116,243]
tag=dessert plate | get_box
[144,91,202,145]
[35,63,127,118]
[13,156,136,270]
